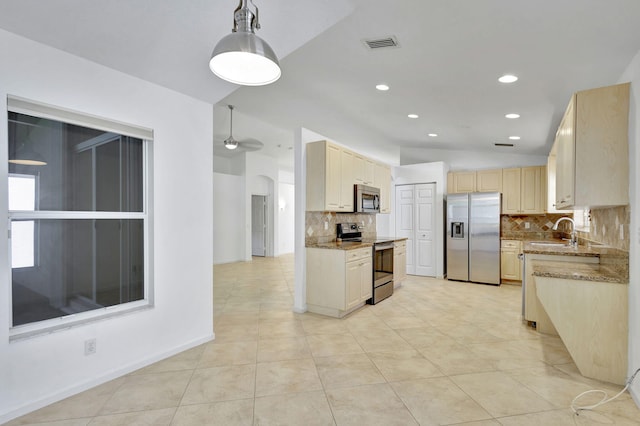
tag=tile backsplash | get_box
[305,212,376,245]
[501,213,573,240]
[578,205,630,251]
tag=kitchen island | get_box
[522,242,629,385]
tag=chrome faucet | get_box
[552,217,577,247]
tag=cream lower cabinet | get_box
[307,247,372,318]
[500,240,522,281]
[393,240,407,284]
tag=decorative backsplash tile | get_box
[578,205,630,251]
[501,213,573,240]
[305,211,376,245]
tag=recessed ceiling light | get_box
[376,84,390,91]
[505,113,520,119]
[408,114,419,119]
[509,136,521,140]
[428,133,438,137]
[498,74,518,83]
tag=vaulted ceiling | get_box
[2,0,640,170]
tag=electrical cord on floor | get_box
[571,367,640,415]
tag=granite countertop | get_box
[531,259,628,284]
[522,240,604,257]
[306,236,408,250]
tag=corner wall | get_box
[0,29,214,421]
[619,48,640,405]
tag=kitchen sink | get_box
[528,241,570,247]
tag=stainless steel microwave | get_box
[354,184,380,213]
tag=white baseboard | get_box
[0,333,214,424]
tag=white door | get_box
[395,185,415,274]
[415,184,436,276]
[395,183,436,277]
[251,195,267,257]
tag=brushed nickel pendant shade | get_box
[209,0,281,86]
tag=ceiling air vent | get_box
[363,36,399,50]
[495,143,514,147]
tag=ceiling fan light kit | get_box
[224,105,239,150]
[209,0,281,86]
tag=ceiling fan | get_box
[216,105,264,153]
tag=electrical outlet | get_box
[524,222,530,229]
[324,221,328,230]
[84,338,96,356]
[620,224,624,240]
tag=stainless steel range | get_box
[336,223,394,305]
[370,239,394,304]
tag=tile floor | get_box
[7,254,640,425]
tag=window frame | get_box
[8,173,39,269]
[7,96,154,340]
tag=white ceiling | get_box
[2,0,640,170]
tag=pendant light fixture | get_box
[224,105,239,150]
[209,0,281,86]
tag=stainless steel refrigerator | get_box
[446,192,501,285]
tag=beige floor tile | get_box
[257,337,312,362]
[301,316,350,335]
[99,371,192,415]
[306,333,364,357]
[381,314,428,330]
[553,363,630,397]
[505,366,599,408]
[368,350,443,382]
[391,377,493,425]
[254,391,335,425]
[212,323,259,343]
[326,383,419,426]
[131,345,206,375]
[7,378,125,424]
[197,340,257,368]
[7,420,91,426]
[314,353,386,389]
[418,341,498,376]
[255,358,323,397]
[496,408,590,426]
[89,407,175,425]
[171,399,253,426]
[258,319,305,339]
[446,421,500,426]
[181,365,256,405]
[353,329,414,353]
[395,327,454,349]
[451,371,556,417]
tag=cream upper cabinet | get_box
[501,168,521,214]
[520,166,546,214]
[554,83,630,209]
[450,171,476,193]
[476,169,503,192]
[306,140,353,212]
[354,154,374,186]
[502,166,546,214]
[448,169,501,193]
[374,162,391,214]
[546,145,563,213]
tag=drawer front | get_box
[346,247,371,262]
[501,240,521,249]
[394,240,406,249]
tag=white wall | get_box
[401,147,547,171]
[619,49,640,405]
[213,172,245,264]
[393,162,449,278]
[278,181,295,254]
[0,29,214,422]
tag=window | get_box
[7,96,152,333]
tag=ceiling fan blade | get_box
[237,138,264,152]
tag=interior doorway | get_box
[251,194,267,257]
